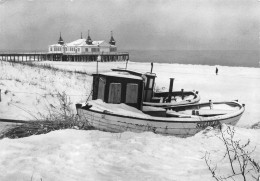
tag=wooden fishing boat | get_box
[76,66,245,137]
[76,100,245,137]
[110,67,200,107]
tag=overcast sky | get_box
[0,0,260,51]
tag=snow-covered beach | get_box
[1,60,259,126]
[0,60,259,180]
[0,126,259,181]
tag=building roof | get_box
[66,39,86,46]
[49,44,63,47]
[58,33,64,45]
[109,36,116,45]
[49,39,115,47]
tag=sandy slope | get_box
[0,61,91,120]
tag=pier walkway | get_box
[0,51,129,62]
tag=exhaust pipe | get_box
[168,78,174,102]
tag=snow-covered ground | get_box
[0,126,259,181]
[37,60,260,127]
[0,60,260,181]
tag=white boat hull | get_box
[77,102,244,137]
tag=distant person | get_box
[216,67,218,75]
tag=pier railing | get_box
[0,51,129,62]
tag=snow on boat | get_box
[76,100,245,137]
[143,90,200,107]
[76,66,245,137]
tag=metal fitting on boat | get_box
[76,103,82,109]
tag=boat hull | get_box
[77,102,244,137]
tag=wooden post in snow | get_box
[125,58,129,70]
[97,55,101,74]
[209,100,213,109]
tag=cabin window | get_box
[97,77,106,101]
[125,83,138,103]
[149,78,154,89]
[143,76,147,87]
[108,83,121,104]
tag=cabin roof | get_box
[111,68,157,77]
[97,71,143,80]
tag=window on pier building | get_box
[50,47,52,52]
[85,48,88,52]
[110,47,117,52]
[91,48,100,52]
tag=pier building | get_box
[0,31,129,62]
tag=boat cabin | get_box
[92,69,156,110]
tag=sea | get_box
[126,50,260,68]
[1,49,260,68]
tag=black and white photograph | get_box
[0,0,260,180]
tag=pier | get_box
[0,52,129,62]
